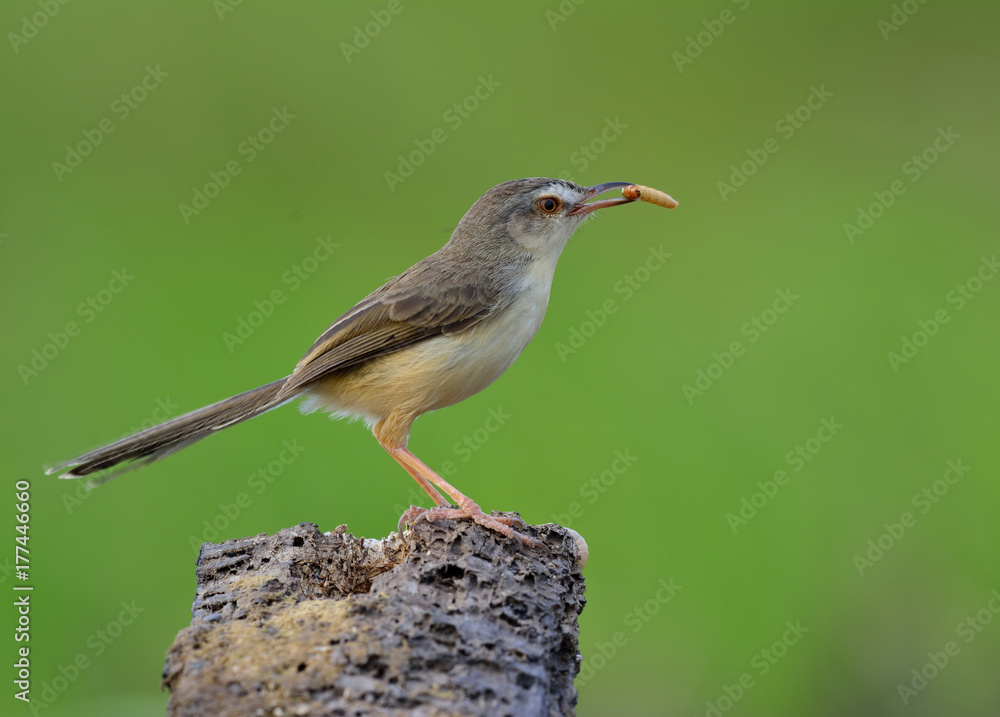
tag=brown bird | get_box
[47,178,676,546]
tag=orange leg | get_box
[375,438,535,547]
[379,441,448,507]
[373,412,536,547]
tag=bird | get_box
[47,178,676,546]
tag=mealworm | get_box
[623,184,678,209]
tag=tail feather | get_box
[47,378,294,486]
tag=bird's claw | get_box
[398,503,544,550]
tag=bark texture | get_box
[162,517,587,717]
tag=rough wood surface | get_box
[162,517,587,717]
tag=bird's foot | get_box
[398,500,541,549]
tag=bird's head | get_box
[447,178,642,262]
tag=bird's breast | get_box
[423,273,551,409]
[304,258,558,424]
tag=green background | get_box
[2,2,998,715]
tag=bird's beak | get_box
[570,181,637,215]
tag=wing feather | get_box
[280,260,500,396]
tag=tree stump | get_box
[162,517,587,716]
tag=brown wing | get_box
[279,260,500,395]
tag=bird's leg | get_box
[384,444,535,546]
[372,414,448,506]
[373,416,535,547]
[373,441,448,530]
[386,445,448,508]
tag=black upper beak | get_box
[571,181,637,215]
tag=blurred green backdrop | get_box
[2,2,998,715]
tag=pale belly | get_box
[303,277,551,426]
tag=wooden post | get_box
[163,517,587,716]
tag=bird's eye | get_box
[537,196,561,214]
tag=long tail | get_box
[47,378,296,486]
